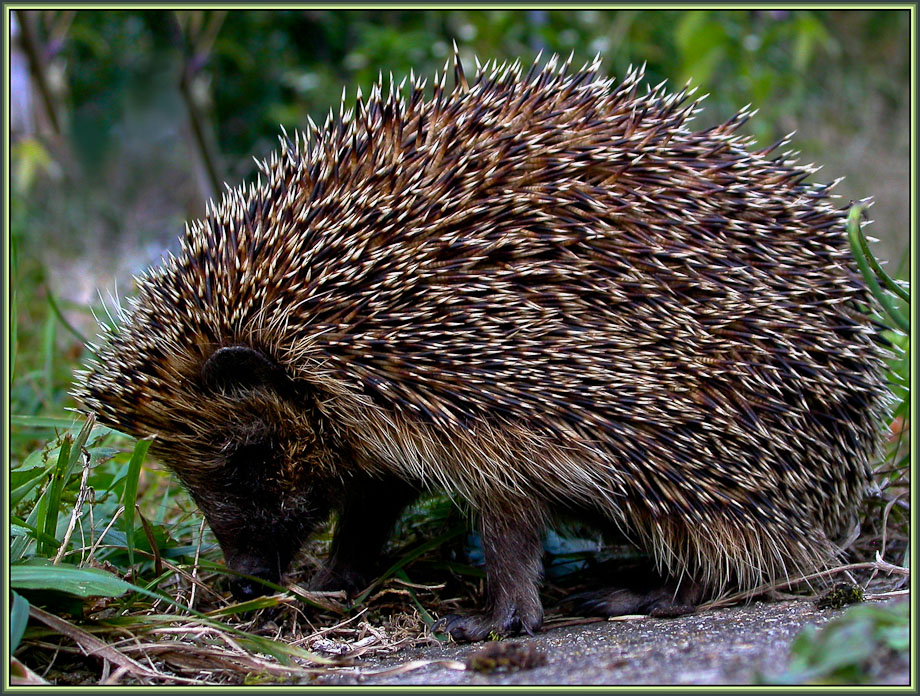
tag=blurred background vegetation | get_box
[7,10,912,685]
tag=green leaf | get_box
[11,563,132,598]
[10,591,30,653]
[38,437,71,556]
[40,417,95,557]
[29,487,51,559]
[10,414,103,431]
[10,467,52,509]
[879,623,909,651]
[207,595,287,616]
[87,446,121,468]
[13,564,332,666]
[11,524,30,538]
[10,491,46,561]
[11,520,60,550]
[770,602,909,684]
[122,439,152,567]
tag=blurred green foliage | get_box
[18,9,911,184]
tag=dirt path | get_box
[314,599,909,686]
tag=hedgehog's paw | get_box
[570,582,700,619]
[307,565,367,596]
[434,602,543,642]
[432,614,495,642]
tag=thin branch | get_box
[52,448,92,565]
[700,558,910,610]
[169,11,224,201]
[15,9,61,134]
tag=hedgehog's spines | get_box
[566,48,578,71]
[278,123,294,159]
[523,49,544,84]
[431,60,447,116]
[409,73,425,114]
[306,114,319,139]
[452,40,468,92]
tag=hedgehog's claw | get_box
[433,604,542,642]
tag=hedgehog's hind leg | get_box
[569,577,702,618]
[309,473,418,594]
[435,499,546,642]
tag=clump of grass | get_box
[845,205,910,586]
[8,411,467,684]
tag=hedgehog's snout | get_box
[226,553,282,601]
[228,569,277,601]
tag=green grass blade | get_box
[11,491,47,561]
[13,565,334,666]
[41,305,56,401]
[206,595,289,617]
[46,289,92,353]
[36,438,68,557]
[850,216,910,304]
[10,465,54,509]
[64,416,95,483]
[353,524,467,605]
[123,439,152,568]
[11,563,133,598]
[847,205,909,333]
[13,520,61,553]
[11,414,95,429]
[394,569,438,625]
[42,417,95,558]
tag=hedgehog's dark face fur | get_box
[186,347,339,597]
[75,52,890,637]
[82,340,339,598]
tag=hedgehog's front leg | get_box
[310,473,418,594]
[436,500,546,641]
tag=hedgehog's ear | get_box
[202,346,287,394]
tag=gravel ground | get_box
[312,598,910,686]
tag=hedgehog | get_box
[75,51,890,641]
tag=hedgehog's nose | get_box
[228,568,277,601]
[229,576,265,601]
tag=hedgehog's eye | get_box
[202,346,286,394]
